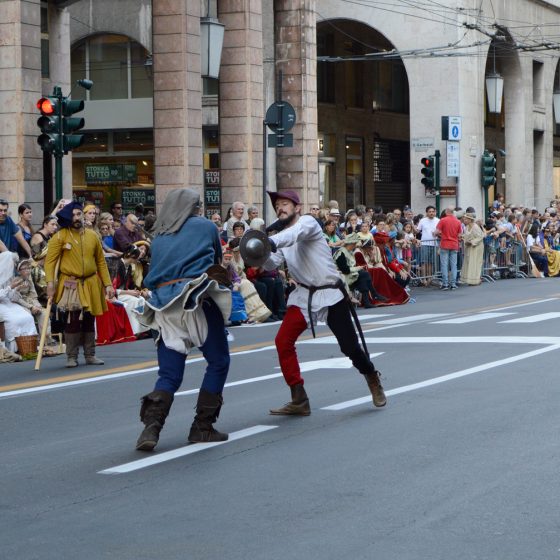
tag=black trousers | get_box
[326,298,374,376]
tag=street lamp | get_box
[200,17,224,79]
[554,91,560,125]
[486,45,504,114]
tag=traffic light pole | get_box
[53,86,64,201]
[434,149,441,216]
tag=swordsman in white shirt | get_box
[261,190,387,415]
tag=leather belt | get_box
[156,277,187,289]
[298,278,369,355]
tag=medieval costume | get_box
[354,240,409,306]
[0,252,37,353]
[44,201,113,367]
[333,233,387,308]
[461,213,484,285]
[135,188,232,451]
[14,259,53,345]
[262,190,386,416]
[374,231,411,289]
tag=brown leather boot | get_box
[64,332,81,368]
[364,370,387,407]
[188,389,229,443]
[269,382,311,416]
[83,332,104,365]
[136,390,174,451]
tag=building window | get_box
[71,34,153,101]
[373,61,409,114]
[317,32,335,103]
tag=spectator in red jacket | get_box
[435,207,463,290]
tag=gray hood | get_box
[152,188,201,236]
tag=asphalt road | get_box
[2,278,560,560]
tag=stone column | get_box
[152,0,202,208]
[0,0,43,211]
[274,0,318,210]
[218,1,264,212]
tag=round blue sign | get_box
[452,125,459,138]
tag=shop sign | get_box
[205,170,220,185]
[85,164,137,184]
[73,189,105,206]
[122,189,155,209]
[440,186,457,197]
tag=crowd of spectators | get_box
[1,192,558,362]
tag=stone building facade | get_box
[3,0,560,223]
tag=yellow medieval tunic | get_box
[44,228,111,316]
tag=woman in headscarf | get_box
[134,188,233,451]
[0,252,37,353]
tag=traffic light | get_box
[420,156,434,190]
[62,98,85,153]
[481,150,496,188]
[37,96,62,155]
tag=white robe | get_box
[0,287,37,352]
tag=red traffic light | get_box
[420,157,433,167]
[37,97,55,115]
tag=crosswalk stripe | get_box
[498,312,560,324]
[99,425,278,474]
[432,312,515,324]
[362,313,450,326]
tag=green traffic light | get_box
[481,150,496,188]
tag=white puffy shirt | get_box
[264,215,344,323]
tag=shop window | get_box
[114,130,154,152]
[346,137,364,208]
[70,34,153,101]
[75,132,109,153]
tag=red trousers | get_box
[275,301,376,387]
[274,306,309,386]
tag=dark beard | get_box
[71,221,83,229]
[275,213,297,230]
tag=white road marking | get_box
[0,345,277,399]
[302,335,560,345]
[498,312,560,324]
[322,344,560,411]
[432,312,515,324]
[362,313,450,326]
[175,353,384,397]
[488,297,558,311]
[99,425,278,474]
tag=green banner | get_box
[85,164,137,184]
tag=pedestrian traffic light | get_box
[481,150,496,188]
[62,98,85,153]
[420,156,434,190]
[37,96,62,155]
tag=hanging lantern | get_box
[200,17,225,79]
[485,72,504,114]
[554,91,560,125]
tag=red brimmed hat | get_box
[267,190,301,206]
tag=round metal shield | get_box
[239,229,272,268]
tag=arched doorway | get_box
[317,19,410,211]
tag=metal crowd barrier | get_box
[408,237,528,287]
